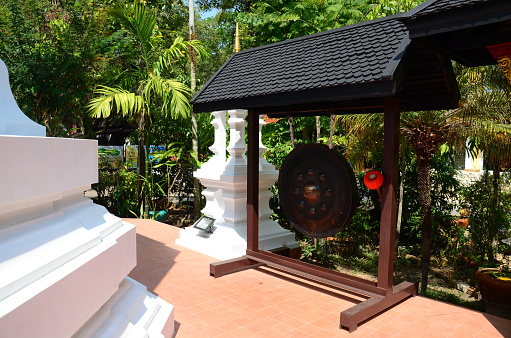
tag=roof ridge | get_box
[399,0,438,19]
[232,14,405,57]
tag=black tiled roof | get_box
[409,0,489,19]
[403,0,511,67]
[191,18,409,113]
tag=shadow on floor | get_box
[128,233,180,295]
[255,265,367,305]
[483,313,511,335]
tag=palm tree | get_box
[456,64,511,260]
[400,111,462,295]
[88,0,206,217]
[339,110,463,296]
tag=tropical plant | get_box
[461,171,511,264]
[364,0,426,20]
[236,0,373,45]
[400,110,463,295]
[88,0,207,217]
[456,65,511,213]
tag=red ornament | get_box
[364,170,383,190]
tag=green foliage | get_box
[93,164,139,217]
[401,150,461,241]
[237,0,374,46]
[365,0,426,20]
[88,1,207,122]
[425,288,486,312]
[262,116,338,169]
[87,0,208,214]
[461,171,511,262]
[147,112,214,209]
[336,113,384,170]
[338,250,380,276]
[335,173,380,247]
[337,199,378,244]
[0,0,113,137]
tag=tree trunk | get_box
[189,0,201,220]
[395,149,406,252]
[492,161,501,212]
[137,110,146,216]
[490,161,501,260]
[316,116,321,142]
[302,127,310,142]
[143,118,150,219]
[418,159,432,296]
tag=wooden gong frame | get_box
[210,98,417,332]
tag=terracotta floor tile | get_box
[362,328,391,338]
[173,322,201,336]
[477,324,510,337]
[126,219,511,338]
[271,321,298,335]
[447,323,481,338]
[244,319,274,333]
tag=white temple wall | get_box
[0,59,173,337]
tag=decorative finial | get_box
[233,23,241,53]
[487,43,511,85]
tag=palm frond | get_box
[107,0,156,60]
[155,37,209,73]
[144,76,191,118]
[336,113,383,169]
[88,86,145,118]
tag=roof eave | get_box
[404,0,511,39]
[192,80,397,114]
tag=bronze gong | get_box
[278,144,358,238]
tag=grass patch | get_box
[425,287,486,312]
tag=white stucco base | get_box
[175,220,300,261]
[0,195,136,337]
[0,135,173,337]
[73,277,174,338]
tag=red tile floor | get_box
[126,219,511,337]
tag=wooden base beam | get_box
[245,250,386,298]
[340,281,418,332]
[210,256,263,278]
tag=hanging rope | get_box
[288,117,295,149]
[329,114,335,150]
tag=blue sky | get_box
[201,8,219,19]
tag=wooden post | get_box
[247,111,259,252]
[377,98,400,294]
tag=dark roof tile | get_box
[410,0,488,19]
[191,18,408,107]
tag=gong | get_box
[278,144,358,238]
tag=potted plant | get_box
[462,171,511,318]
[475,267,511,318]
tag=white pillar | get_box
[218,109,248,226]
[177,110,299,260]
[195,110,227,177]
[194,110,227,221]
